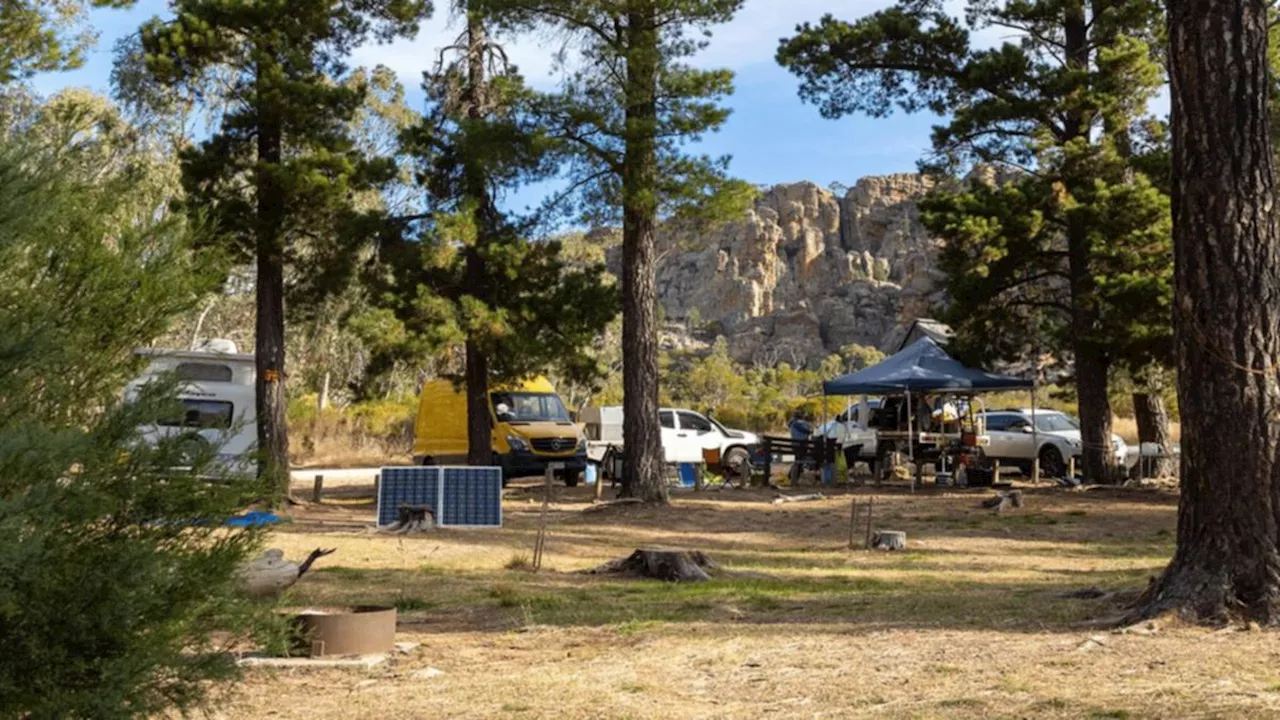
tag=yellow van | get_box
[412,376,587,486]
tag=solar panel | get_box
[439,467,503,527]
[376,466,502,528]
[377,467,439,527]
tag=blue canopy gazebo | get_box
[823,337,1033,395]
[822,337,1034,468]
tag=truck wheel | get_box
[722,447,750,474]
[1039,446,1066,478]
[559,469,580,487]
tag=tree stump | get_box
[384,505,435,533]
[871,531,906,551]
[586,548,720,582]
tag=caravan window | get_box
[176,362,234,383]
[161,400,234,429]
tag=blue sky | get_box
[33,1,983,210]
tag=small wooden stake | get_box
[373,473,380,500]
[532,467,553,571]
[992,459,1001,484]
[594,464,605,501]
[864,496,875,549]
[1068,456,1076,481]
[1032,458,1041,485]
[848,497,858,549]
[312,474,324,504]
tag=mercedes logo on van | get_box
[551,438,571,451]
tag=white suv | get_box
[982,409,1127,477]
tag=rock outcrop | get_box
[633,174,946,367]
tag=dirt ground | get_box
[223,477,1280,719]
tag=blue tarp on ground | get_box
[823,337,1034,396]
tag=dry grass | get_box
[1111,416,1182,445]
[222,479,1280,719]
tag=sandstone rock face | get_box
[642,174,945,367]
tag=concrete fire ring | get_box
[294,606,397,657]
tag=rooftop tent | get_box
[823,337,1034,396]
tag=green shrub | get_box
[0,122,274,718]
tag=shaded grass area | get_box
[295,558,1160,634]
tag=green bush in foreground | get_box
[0,98,273,719]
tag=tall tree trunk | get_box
[1133,391,1176,478]
[1063,2,1116,483]
[1132,0,1280,623]
[463,8,494,467]
[619,0,666,503]
[255,59,290,503]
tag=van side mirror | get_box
[1019,424,1034,434]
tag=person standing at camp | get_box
[788,410,814,484]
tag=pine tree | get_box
[137,0,431,498]
[479,0,751,503]
[368,5,617,477]
[778,0,1168,482]
[0,92,271,718]
[1130,0,1280,624]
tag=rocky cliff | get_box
[629,174,946,367]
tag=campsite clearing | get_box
[226,480,1280,719]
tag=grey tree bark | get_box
[255,56,290,502]
[1133,392,1176,478]
[618,0,666,503]
[463,8,495,468]
[1132,0,1280,623]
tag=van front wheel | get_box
[558,469,580,487]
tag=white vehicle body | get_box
[125,339,257,477]
[982,409,1127,471]
[820,398,881,458]
[582,406,759,466]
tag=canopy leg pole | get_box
[1031,382,1040,485]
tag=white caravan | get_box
[125,339,257,477]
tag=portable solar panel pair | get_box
[376,466,503,528]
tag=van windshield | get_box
[490,392,570,422]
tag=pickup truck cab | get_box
[658,408,759,469]
[581,406,759,472]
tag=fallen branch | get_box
[772,492,826,505]
[582,498,644,513]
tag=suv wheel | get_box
[1039,445,1066,478]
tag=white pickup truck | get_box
[580,406,760,470]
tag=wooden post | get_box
[1068,455,1076,481]
[1031,378,1041,485]
[373,473,380,500]
[533,467,553,571]
[763,438,773,488]
[695,462,704,491]
[992,459,1001,484]
[594,464,605,501]
[864,496,874,549]
[848,497,858,549]
[312,474,324,504]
